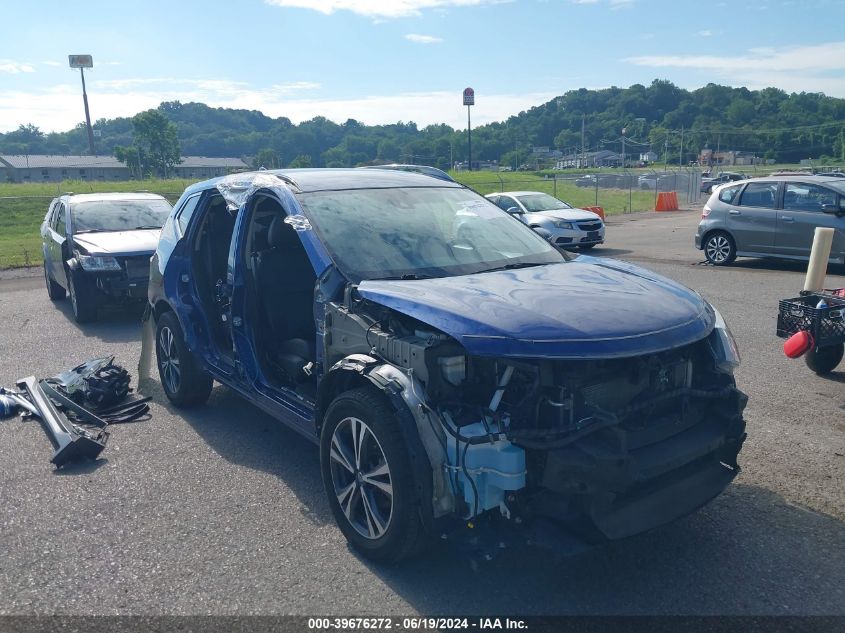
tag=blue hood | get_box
[358,257,714,359]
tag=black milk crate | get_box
[777,292,845,348]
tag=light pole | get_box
[463,87,474,171]
[68,55,96,155]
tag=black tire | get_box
[804,343,844,375]
[67,268,98,323]
[155,311,213,407]
[580,243,598,250]
[44,264,66,301]
[320,387,425,563]
[703,231,737,266]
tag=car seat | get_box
[255,215,317,383]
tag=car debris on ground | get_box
[0,356,150,467]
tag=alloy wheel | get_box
[705,235,732,264]
[157,326,181,394]
[329,416,394,540]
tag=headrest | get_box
[268,215,296,248]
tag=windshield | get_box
[516,193,572,212]
[297,187,563,282]
[71,199,172,233]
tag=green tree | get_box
[114,145,143,179]
[288,154,312,168]
[253,148,281,169]
[131,110,181,177]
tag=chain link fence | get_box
[462,167,704,215]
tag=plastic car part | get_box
[16,376,108,467]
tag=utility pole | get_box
[679,125,684,167]
[621,126,627,169]
[580,114,586,169]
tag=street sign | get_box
[463,87,475,106]
[93,129,102,138]
[68,55,93,68]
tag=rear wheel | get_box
[44,264,66,301]
[155,311,213,407]
[67,269,97,322]
[703,231,736,266]
[320,388,425,563]
[804,343,844,375]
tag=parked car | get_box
[41,192,172,322]
[696,175,845,265]
[700,172,745,194]
[657,173,690,192]
[638,174,658,190]
[575,174,596,187]
[359,164,455,182]
[149,168,746,563]
[485,191,605,249]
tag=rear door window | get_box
[496,196,518,211]
[718,184,741,204]
[176,193,201,234]
[53,203,66,235]
[738,182,777,208]
[783,183,837,211]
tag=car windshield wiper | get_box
[73,229,116,234]
[372,273,437,281]
[476,262,547,273]
[132,225,162,230]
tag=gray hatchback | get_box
[695,175,845,265]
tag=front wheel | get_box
[805,343,844,375]
[320,388,425,563]
[703,231,736,266]
[44,264,66,301]
[67,269,97,322]
[155,311,213,407]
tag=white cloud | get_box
[41,60,62,67]
[625,41,845,72]
[405,33,443,44]
[624,42,845,97]
[0,60,35,74]
[698,29,712,37]
[0,79,555,133]
[264,0,507,18]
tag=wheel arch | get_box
[702,227,736,247]
[317,356,441,532]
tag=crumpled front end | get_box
[321,292,747,546]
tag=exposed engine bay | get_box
[323,291,748,542]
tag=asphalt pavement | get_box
[0,209,843,615]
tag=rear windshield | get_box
[71,199,173,233]
[516,193,572,212]
[297,187,563,282]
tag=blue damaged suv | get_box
[147,168,747,562]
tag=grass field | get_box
[0,167,751,269]
[0,180,191,269]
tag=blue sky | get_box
[1,0,844,133]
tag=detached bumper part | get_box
[16,376,108,467]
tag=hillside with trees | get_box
[2,80,845,171]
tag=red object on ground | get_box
[784,331,814,358]
[584,206,605,220]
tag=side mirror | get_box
[506,206,523,215]
[821,204,843,216]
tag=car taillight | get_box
[701,206,711,218]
